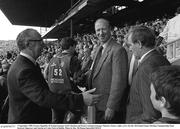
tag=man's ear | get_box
[137,40,143,49]
[25,40,29,47]
[26,41,34,50]
[160,96,167,108]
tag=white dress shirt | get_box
[128,54,136,85]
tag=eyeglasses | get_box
[28,39,43,42]
[28,39,44,46]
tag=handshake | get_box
[82,88,101,106]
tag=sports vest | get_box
[48,52,73,94]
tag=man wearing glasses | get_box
[7,29,101,123]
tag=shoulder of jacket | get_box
[114,44,126,53]
[111,41,122,48]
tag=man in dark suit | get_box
[89,18,128,123]
[7,28,101,123]
[126,26,171,123]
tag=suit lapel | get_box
[93,46,102,65]
[93,40,113,79]
[88,46,101,89]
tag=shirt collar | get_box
[62,50,70,53]
[102,37,112,49]
[61,50,74,55]
[20,52,36,65]
[139,49,154,63]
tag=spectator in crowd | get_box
[6,51,11,59]
[7,28,101,123]
[47,37,83,123]
[116,34,124,46]
[0,60,10,110]
[89,18,128,123]
[43,52,52,79]
[150,66,180,124]
[0,14,170,68]
[126,25,170,124]
[157,6,180,60]
[0,60,10,123]
[0,62,2,76]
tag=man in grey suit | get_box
[89,18,128,123]
[126,26,170,123]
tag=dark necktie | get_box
[93,46,103,70]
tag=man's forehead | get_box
[95,19,109,27]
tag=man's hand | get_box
[104,108,115,121]
[82,88,101,106]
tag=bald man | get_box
[7,29,101,123]
[88,18,128,123]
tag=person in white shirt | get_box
[158,6,180,60]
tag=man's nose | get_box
[99,30,104,35]
[129,46,133,51]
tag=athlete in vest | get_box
[47,37,83,123]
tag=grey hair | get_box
[16,28,39,51]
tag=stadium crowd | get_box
[0,6,180,124]
[0,15,170,71]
